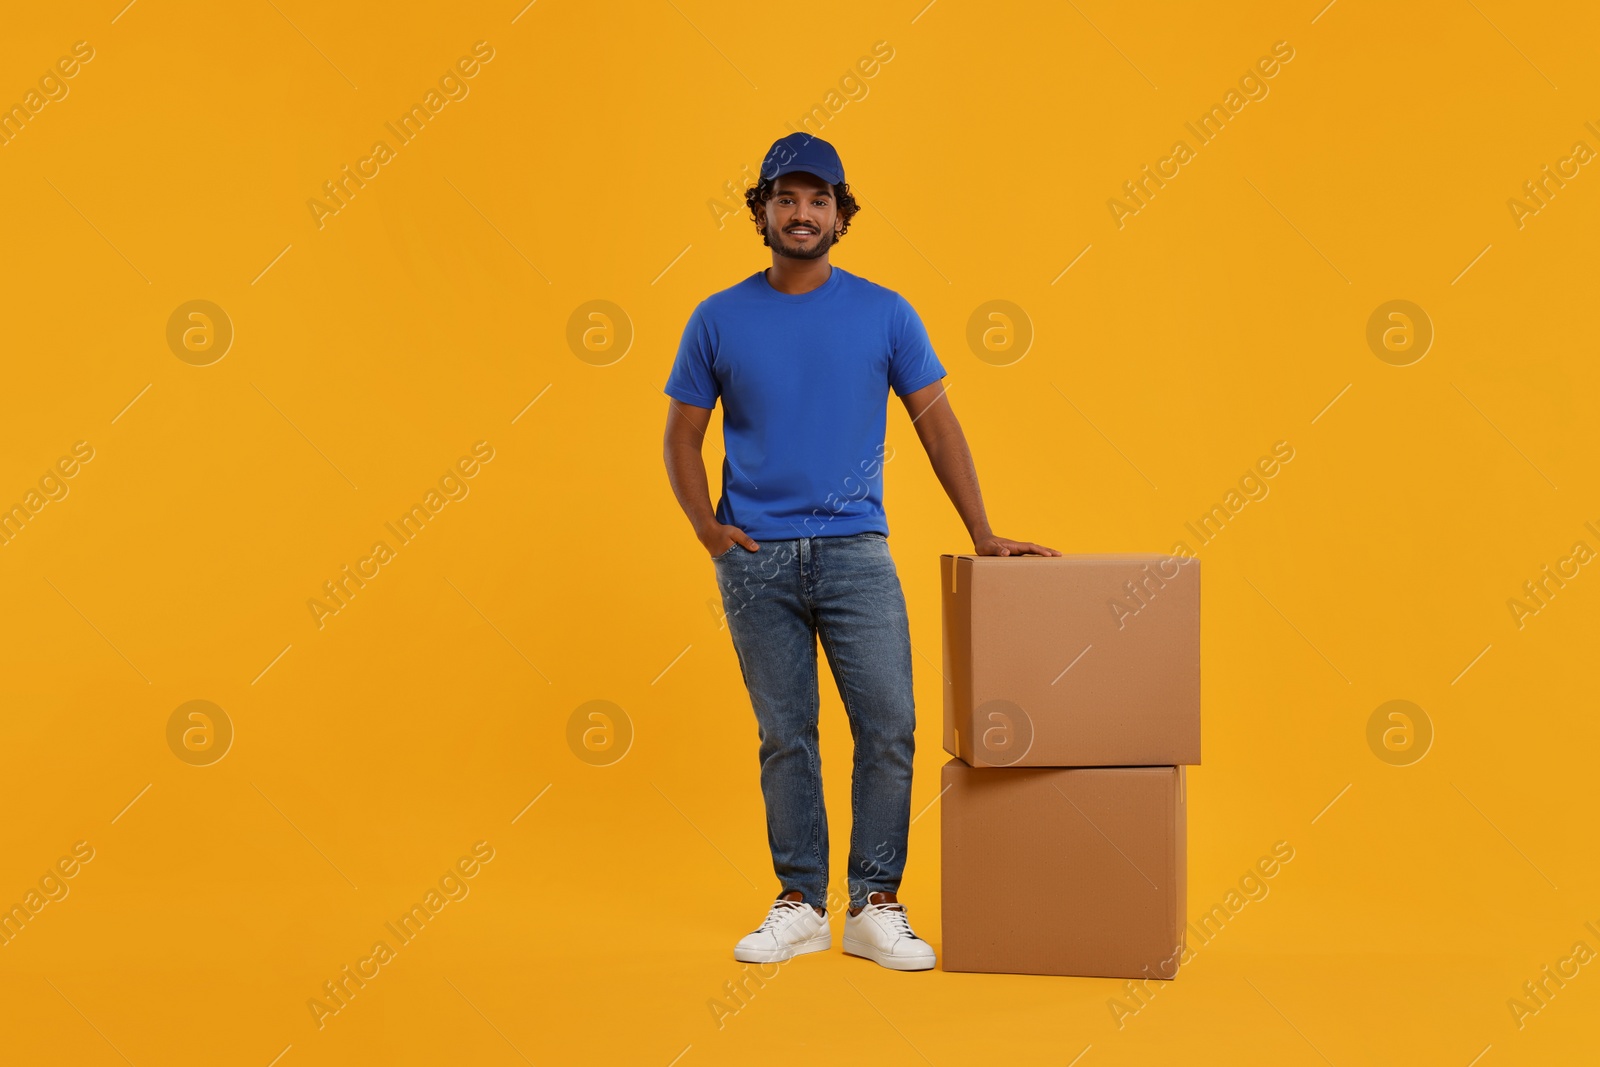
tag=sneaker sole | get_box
[733,931,831,964]
[842,935,936,971]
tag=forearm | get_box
[664,438,718,535]
[922,428,992,542]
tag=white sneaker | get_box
[843,894,936,971]
[733,895,831,964]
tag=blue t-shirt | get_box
[664,265,946,541]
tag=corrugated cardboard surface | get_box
[941,554,1200,766]
[940,759,1186,979]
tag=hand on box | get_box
[973,534,1061,557]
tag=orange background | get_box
[1,1,1596,1063]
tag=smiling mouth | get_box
[786,228,817,238]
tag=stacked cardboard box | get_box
[938,553,1199,980]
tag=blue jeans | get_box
[712,531,916,912]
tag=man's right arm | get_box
[663,398,760,556]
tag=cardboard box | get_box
[941,553,1200,767]
[940,758,1186,979]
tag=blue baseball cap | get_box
[760,132,845,187]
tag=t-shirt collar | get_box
[755,264,843,303]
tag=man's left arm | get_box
[899,378,1061,557]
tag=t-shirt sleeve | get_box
[887,295,947,397]
[663,303,719,408]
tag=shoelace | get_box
[864,903,917,941]
[755,898,812,933]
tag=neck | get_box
[765,257,832,296]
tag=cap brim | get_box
[768,165,844,186]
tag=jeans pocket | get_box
[711,543,739,561]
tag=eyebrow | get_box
[774,187,832,198]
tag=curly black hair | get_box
[745,174,861,247]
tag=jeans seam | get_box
[808,623,824,905]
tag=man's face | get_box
[758,172,841,259]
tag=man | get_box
[662,132,1059,972]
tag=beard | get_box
[767,221,836,260]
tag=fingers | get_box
[974,537,1064,556]
[987,539,1063,557]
